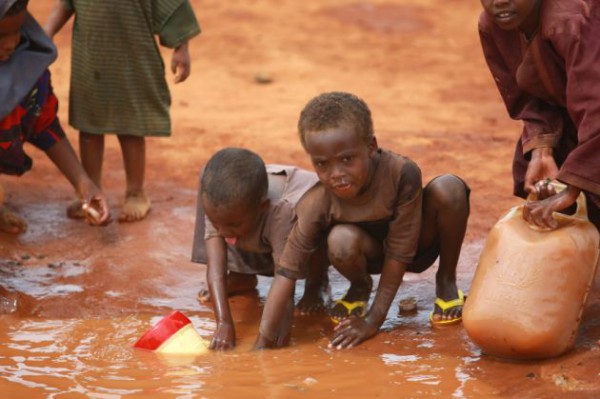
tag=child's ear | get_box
[368,136,378,157]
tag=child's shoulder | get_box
[541,0,594,39]
[294,182,330,213]
[266,164,316,182]
[379,149,421,177]
[266,164,319,202]
[478,9,496,33]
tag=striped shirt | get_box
[62,0,200,136]
[0,70,65,176]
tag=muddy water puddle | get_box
[0,297,481,398]
[1,262,599,398]
[1,199,599,398]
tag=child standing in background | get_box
[255,92,470,350]
[0,0,110,233]
[43,0,201,222]
[192,148,328,350]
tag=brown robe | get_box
[478,0,600,227]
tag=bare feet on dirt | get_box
[119,192,151,223]
[0,205,27,234]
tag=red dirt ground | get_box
[1,1,599,398]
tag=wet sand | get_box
[1,0,599,397]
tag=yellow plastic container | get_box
[463,188,599,360]
[133,311,209,356]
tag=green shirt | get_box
[62,0,200,135]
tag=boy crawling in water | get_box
[0,0,110,233]
[191,148,329,350]
[255,92,470,349]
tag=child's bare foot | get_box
[119,192,151,223]
[66,199,85,219]
[0,205,27,234]
[297,283,330,315]
[197,272,258,303]
[329,277,372,321]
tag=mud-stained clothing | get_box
[278,150,423,280]
[191,165,319,275]
[61,0,200,136]
[0,71,66,176]
[478,0,600,228]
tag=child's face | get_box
[202,196,267,244]
[0,9,26,62]
[304,125,377,200]
[480,0,540,32]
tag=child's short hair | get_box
[201,148,268,209]
[298,92,374,148]
[5,0,29,16]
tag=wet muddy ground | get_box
[1,0,599,398]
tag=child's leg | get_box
[67,132,105,219]
[117,135,151,222]
[328,224,382,319]
[419,174,469,322]
[297,245,330,315]
[0,183,27,234]
[197,271,258,303]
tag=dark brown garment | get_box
[479,0,600,226]
[479,0,600,227]
[62,0,200,136]
[191,165,319,275]
[278,150,423,279]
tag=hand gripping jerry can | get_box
[463,188,599,360]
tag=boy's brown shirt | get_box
[192,165,319,274]
[278,149,423,279]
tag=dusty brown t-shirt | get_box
[191,165,319,274]
[278,149,423,279]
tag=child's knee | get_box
[327,225,363,265]
[425,174,469,213]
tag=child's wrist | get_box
[175,41,189,51]
[364,311,384,328]
[531,147,553,160]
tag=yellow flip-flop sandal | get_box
[330,299,367,325]
[430,289,465,327]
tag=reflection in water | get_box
[380,353,420,365]
[0,306,483,398]
[2,239,600,398]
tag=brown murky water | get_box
[2,0,600,397]
[1,186,599,398]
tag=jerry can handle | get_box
[526,180,589,223]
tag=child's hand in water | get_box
[329,316,379,349]
[210,322,235,350]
